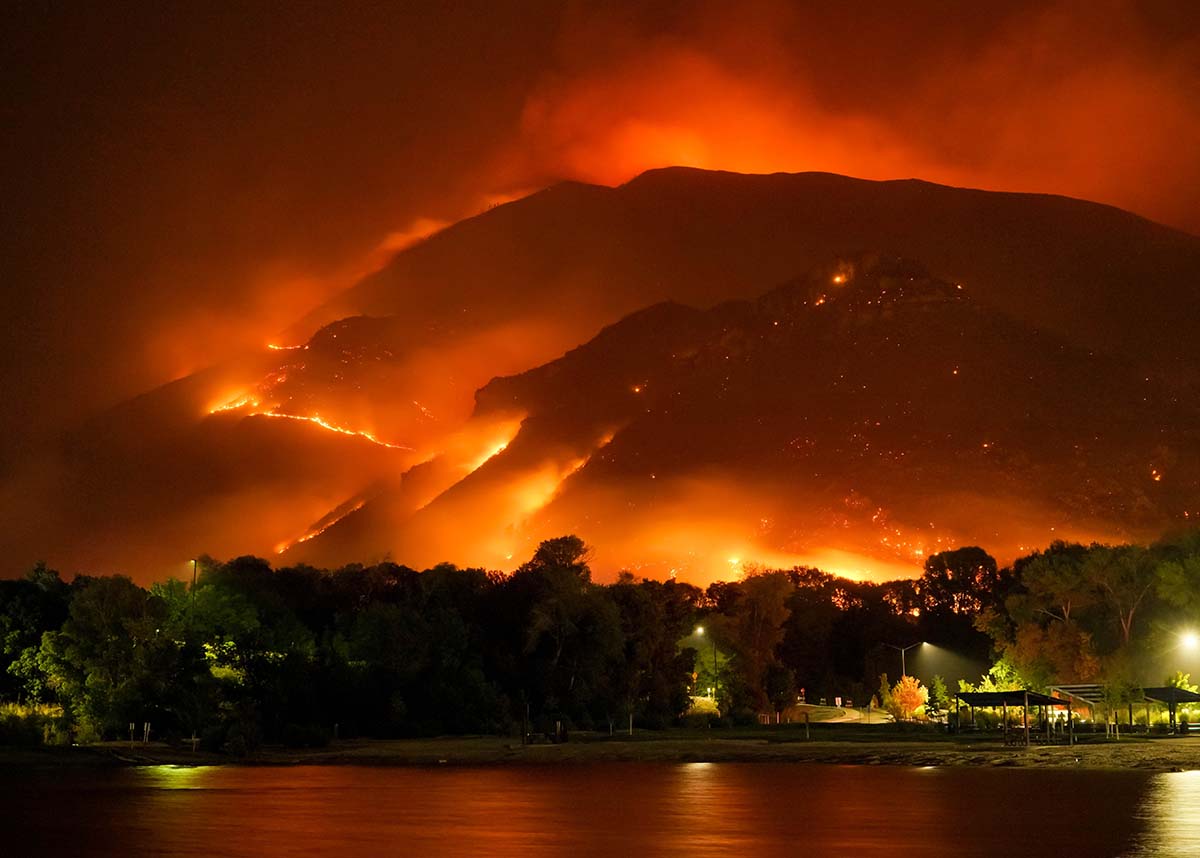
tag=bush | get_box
[0,704,67,747]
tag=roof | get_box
[1048,684,1105,705]
[955,690,1070,708]
[1142,686,1200,704]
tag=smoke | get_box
[4,1,1197,579]
[497,0,1200,232]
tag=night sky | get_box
[3,1,1199,579]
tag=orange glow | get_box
[208,394,413,451]
[447,416,525,473]
[250,411,413,450]
[209,392,260,414]
[275,499,367,554]
[468,440,510,472]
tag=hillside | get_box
[289,254,1200,581]
[6,168,1199,579]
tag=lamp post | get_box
[885,641,924,677]
[696,626,718,701]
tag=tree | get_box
[1086,544,1157,646]
[763,663,797,717]
[606,577,700,729]
[1019,541,1094,623]
[38,576,181,739]
[927,675,949,720]
[919,547,1002,616]
[508,536,622,728]
[0,564,71,703]
[889,675,928,721]
[719,571,793,711]
[877,673,893,714]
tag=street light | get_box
[695,625,718,701]
[885,641,924,677]
[1182,631,1198,651]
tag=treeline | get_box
[976,530,1200,695]
[2,531,1198,750]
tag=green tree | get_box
[1086,544,1158,646]
[927,674,949,719]
[39,577,180,738]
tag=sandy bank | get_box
[8,733,1200,773]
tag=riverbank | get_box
[9,730,1200,773]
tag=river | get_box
[2,763,1197,856]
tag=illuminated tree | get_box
[927,674,949,719]
[889,674,928,721]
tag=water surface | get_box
[2,763,1193,856]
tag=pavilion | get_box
[955,689,1074,746]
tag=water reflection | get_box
[0,763,1156,857]
[1128,771,1200,857]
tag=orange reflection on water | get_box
[0,760,1149,857]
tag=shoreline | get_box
[8,733,1200,773]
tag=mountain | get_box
[5,168,1199,580]
[304,167,1200,377]
[286,254,1200,581]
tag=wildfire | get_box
[275,499,367,554]
[467,440,511,472]
[252,412,413,450]
[207,394,412,450]
[209,393,260,413]
[267,343,308,351]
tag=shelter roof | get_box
[955,690,1069,707]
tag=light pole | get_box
[885,641,924,677]
[696,626,718,702]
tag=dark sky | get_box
[3,0,1198,466]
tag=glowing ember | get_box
[267,343,308,351]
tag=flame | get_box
[207,394,412,451]
[209,393,260,414]
[467,440,510,472]
[267,343,307,351]
[275,499,368,554]
[250,411,413,450]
